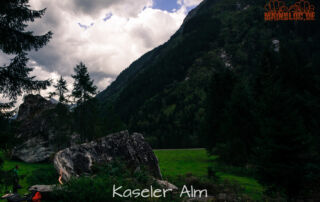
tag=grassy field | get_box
[0,152,55,196]
[1,149,264,200]
[154,149,209,177]
[154,149,264,200]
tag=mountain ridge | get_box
[95,0,249,147]
[96,0,320,149]
[96,0,211,103]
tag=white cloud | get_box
[97,77,114,91]
[26,0,189,89]
[1,0,203,106]
[178,0,203,7]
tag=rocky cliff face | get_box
[16,94,56,122]
[54,130,162,181]
[12,94,75,163]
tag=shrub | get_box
[26,167,58,185]
[50,161,178,202]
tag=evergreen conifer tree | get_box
[71,62,97,105]
[0,0,52,110]
[50,76,68,103]
[71,62,98,141]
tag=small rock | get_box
[29,185,58,192]
[272,39,280,52]
[156,179,178,190]
[218,193,227,200]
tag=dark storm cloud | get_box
[29,47,62,72]
[90,71,117,82]
[66,0,153,17]
[131,26,155,49]
[69,0,115,15]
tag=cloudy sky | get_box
[0,0,203,105]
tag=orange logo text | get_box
[264,0,315,21]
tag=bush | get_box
[50,161,178,202]
[26,167,58,185]
[172,173,252,201]
[0,160,15,193]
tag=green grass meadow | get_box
[154,149,209,178]
[1,149,264,200]
[154,149,264,200]
[0,152,56,196]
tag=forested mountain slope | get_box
[97,0,320,151]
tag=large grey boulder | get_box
[54,131,162,181]
[12,137,54,163]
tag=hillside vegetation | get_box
[96,0,320,199]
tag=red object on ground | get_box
[32,192,42,202]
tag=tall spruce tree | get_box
[71,62,97,105]
[0,0,52,110]
[71,62,98,141]
[50,76,68,103]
